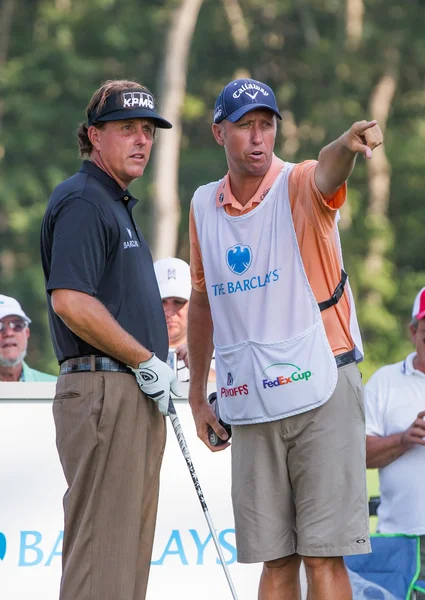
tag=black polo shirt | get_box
[40,160,168,364]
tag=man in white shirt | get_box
[154,257,215,382]
[365,286,425,593]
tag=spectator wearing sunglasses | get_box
[0,294,57,382]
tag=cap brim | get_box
[159,282,190,301]
[415,310,425,321]
[226,104,282,123]
[0,311,31,324]
[95,109,172,129]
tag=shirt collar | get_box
[80,160,134,203]
[215,154,285,213]
[19,361,27,382]
[402,352,425,377]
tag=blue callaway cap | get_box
[88,89,172,129]
[213,78,282,124]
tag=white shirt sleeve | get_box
[364,370,386,437]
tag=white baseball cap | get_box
[412,287,425,321]
[0,294,31,323]
[154,257,191,301]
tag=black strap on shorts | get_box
[318,269,348,312]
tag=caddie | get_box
[187,77,383,599]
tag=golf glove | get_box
[131,354,182,415]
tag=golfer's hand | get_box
[131,354,182,416]
[401,411,425,448]
[344,120,383,159]
[189,395,230,452]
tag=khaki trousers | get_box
[53,370,166,600]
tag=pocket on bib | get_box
[215,322,338,423]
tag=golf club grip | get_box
[168,400,208,512]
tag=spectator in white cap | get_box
[154,257,215,382]
[0,294,57,382]
[365,286,425,595]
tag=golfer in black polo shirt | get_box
[40,79,181,600]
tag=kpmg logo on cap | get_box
[122,91,154,110]
[226,244,252,276]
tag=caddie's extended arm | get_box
[187,289,214,400]
[51,288,152,367]
[315,120,383,197]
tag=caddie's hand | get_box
[175,343,189,368]
[189,396,230,453]
[401,411,425,449]
[345,120,383,159]
[131,354,182,416]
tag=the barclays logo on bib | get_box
[211,244,280,297]
[226,244,252,275]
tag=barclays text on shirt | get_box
[211,268,280,296]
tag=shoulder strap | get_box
[318,269,347,312]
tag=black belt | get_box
[60,356,132,375]
[335,349,357,369]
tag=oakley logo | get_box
[122,92,154,110]
[140,369,158,383]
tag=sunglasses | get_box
[0,319,27,333]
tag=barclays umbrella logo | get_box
[226,244,252,275]
[0,533,6,560]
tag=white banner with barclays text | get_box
[0,382,266,600]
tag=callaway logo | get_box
[226,244,252,275]
[140,369,158,383]
[122,91,154,109]
[232,82,270,99]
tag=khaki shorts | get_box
[231,362,370,563]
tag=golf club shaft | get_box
[168,399,239,600]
